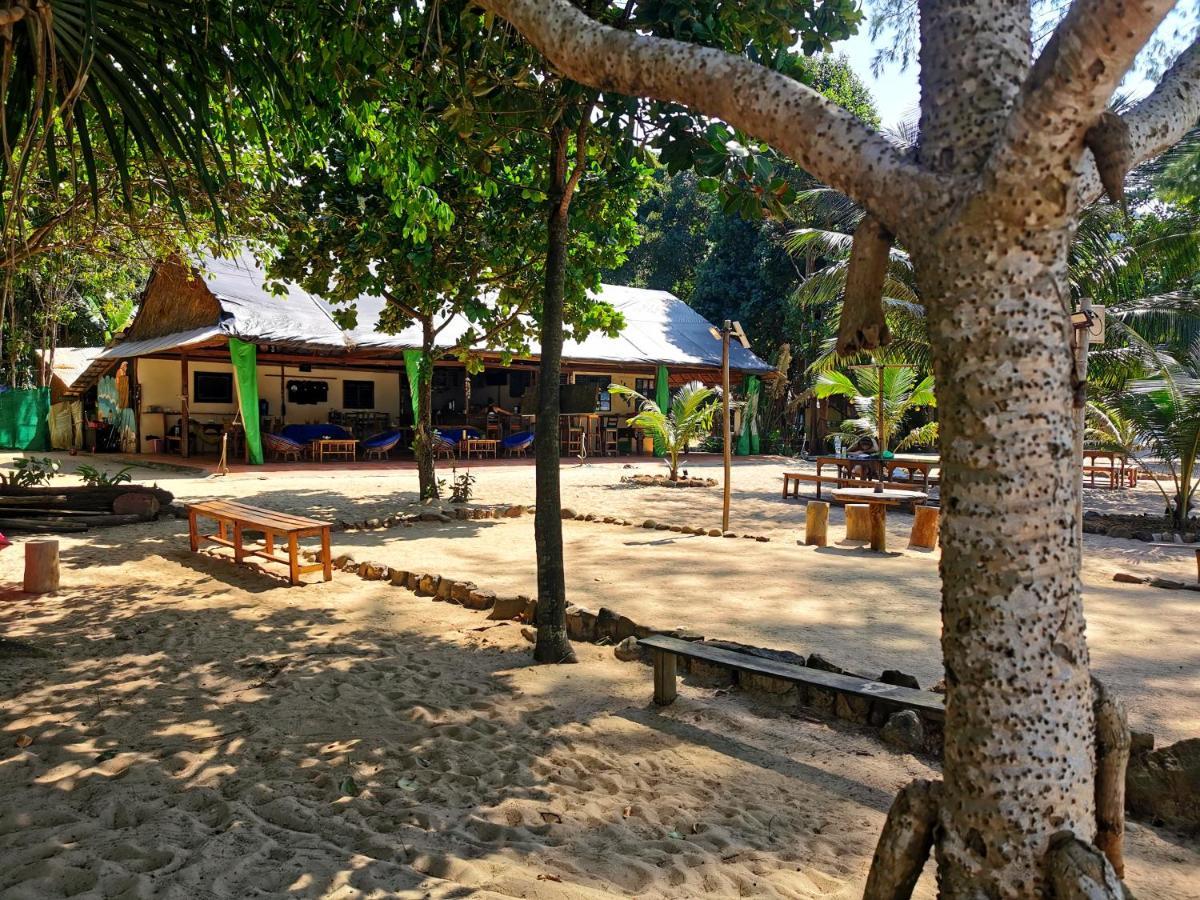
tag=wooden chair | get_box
[432,432,458,459]
[502,431,534,457]
[263,432,304,462]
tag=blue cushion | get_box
[362,430,403,449]
[501,430,534,449]
[435,427,480,443]
[282,423,351,443]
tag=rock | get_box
[595,607,620,642]
[520,626,536,644]
[723,531,737,538]
[520,596,538,624]
[703,640,806,668]
[669,525,683,533]
[416,574,440,597]
[450,581,477,603]
[388,568,409,587]
[655,524,669,531]
[503,506,523,518]
[1149,577,1187,590]
[454,507,470,520]
[419,510,451,523]
[1132,530,1154,542]
[574,513,587,521]
[1130,730,1155,756]
[332,554,355,569]
[566,606,598,642]
[835,693,872,724]
[584,513,597,521]
[358,562,387,580]
[613,637,640,661]
[1126,738,1200,829]
[879,669,921,690]
[755,536,769,542]
[929,678,947,695]
[1084,510,1101,519]
[340,558,359,573]
[405,572,420,591]
[364,517,382,529]
[471,508,486,520]
[805,653,845,674]
[603,516,615,524]
[112,492,160,519]
[1113,572,1148,584]
[708,529,722,537]
[435,578,456,602]
[881,710,925,752]
[463,588,497,611]
[642,520,657,529]
[489,595,528,621]
[614,614,642,642]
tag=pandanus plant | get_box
[609,380,723,480]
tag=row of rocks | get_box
[620,474,717,488]
[1082,510,1198,543]
[337,504,532,533]
[559,507,772,542]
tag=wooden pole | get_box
[23,540,60,593]
[722,320,731,533]
[876,362,886,492]
[130,357,141,454]
[180,353,190,459]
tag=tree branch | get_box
[988,0,1178,217]
[475,0,934,233]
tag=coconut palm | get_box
[609,380,722,480]
[814,364,937,452]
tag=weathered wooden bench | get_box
[639,634,945,720]
[187,499,332,585]
[783,471,933,503]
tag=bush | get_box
[75,464,134,487]
[1,456,61,487]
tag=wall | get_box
[136,357,403,452]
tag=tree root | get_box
[863,778,941,900]
[835,215,893,355]
[1045,832,1134,899]
[1092,677,1130,878]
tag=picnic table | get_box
[783,455,938,500]
[832,487,929,552]
[1082,450,1135,488]
[187,500,332,585]
[311,438,358,462]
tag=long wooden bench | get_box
[783,472,933,503]
[639,634,944,719]
[187,500,332,585]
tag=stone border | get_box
[336,504,532,533]
[559,507,773,542]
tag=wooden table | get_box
[187,500,332,585]
[816,455,938,491]
[310,438,358,462]
[832,487,929,552]
[463,438,498,459]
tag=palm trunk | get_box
[918,230,1096,897]
[415,319,438,500]
[532,124,576,664]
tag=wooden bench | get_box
[187,500,333,585]
[783,472,933,503]
[639,634,944,719]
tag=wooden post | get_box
[180,353,190,459]
[1092,678,1130,878]
[845,503,870,541]
[722,320,731,534]
[23,540,60,593]
[909,505,940,550]
[653,649,677,705]
[868,503,888,552]
[805,501,829,547]
[130,357,141,453]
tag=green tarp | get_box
[0,387,50,450]
[736,375,761,456]
[654,364,669,457]
[229,338,263,465]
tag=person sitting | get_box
[847,434,880,458]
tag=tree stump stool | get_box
[909,505,940,550]
[805,501,829,547]
[845,503,870,541]
[24,540,60,593]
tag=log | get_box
[908,506,939,550]
[0,518,90,534]
[805,501,829,547]
[869,503,888,552]
[863,779,941,900]
[24,540,60,593]
[1092,678,1130,878]
[845,504,870,541]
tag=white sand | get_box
[0,452,1197,898]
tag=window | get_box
[635,378,656,396]
[597,390,612,412]
[343,380,375,409]
[193,371,233,404]
[287,379,329,405]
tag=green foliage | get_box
[1,456,61,488]
[610,381,723,479]
[814,365,937,451]
[449,469,476,505]
[75,465,134,487]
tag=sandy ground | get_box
[0,451,1197,898]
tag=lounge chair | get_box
[362,430,404,461]
[264,432,305,462]
[432,432,458,459]
[502,430,534,457]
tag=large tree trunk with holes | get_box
[414,321,438,501]
[532,124,576,664]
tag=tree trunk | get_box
[918,228,1096,897]
[414,320,438,501]
[532,124,576,664]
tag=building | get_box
[70,252,774,461]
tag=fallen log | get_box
[0,506,124,518]
[0,517,90,533]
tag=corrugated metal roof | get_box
[97,325,225,359]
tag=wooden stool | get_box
[603,428,619,456]
[24,540,59,593]
[909,506,940,550]
[805,501,829,547]
[845,503,870,541]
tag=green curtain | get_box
[736,375,762,456]
[403,349,424,424]
[654,364,669,457]
[0,387,50,450]
[229,338,263,464]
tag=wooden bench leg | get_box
[233,521,245,562]
[188,509,200,552]
[264,530,275,557]
[288,534,300,585]
[653,649,677,705]
[321,527,332,582]
[869,504,887,552]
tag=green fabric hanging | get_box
[653,364,669,457]
[0,387,50,450]
[736,375,762,456]
[403,349,425,424]
[229,338,263,464]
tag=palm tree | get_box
[609,380,722,480]
[814,364,937,452]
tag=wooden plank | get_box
[639,634,944,716]
[653,648,677,705]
